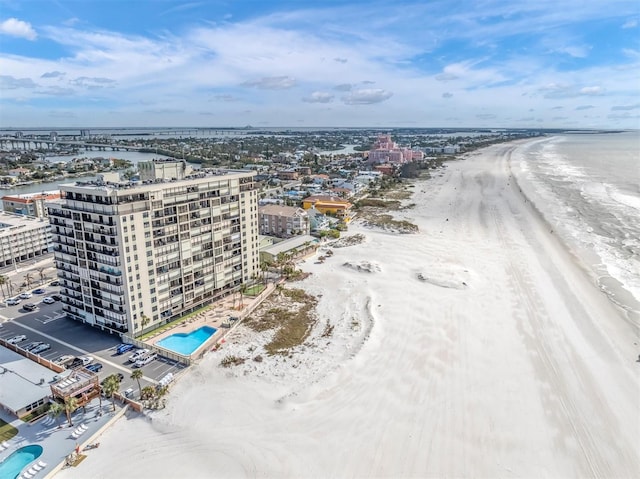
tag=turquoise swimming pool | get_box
[156,326,217,355]
[0,444,43,479]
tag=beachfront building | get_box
[0,346,57,418]
[48,165,260,336]
[301,195,353,223]
[258,204,309,237]
[0,211,52,268]
[259,234,319,264]
[138,158,193,182]
[1,190,61,218]
[367,134,424,165]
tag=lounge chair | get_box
[23,472,33,479]
[37,461,47,469]
[27,467,37,475]
[81,423,89,430]
[32,463,43,471]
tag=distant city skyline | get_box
[1,0,639,129]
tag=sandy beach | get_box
[56,141,640,478]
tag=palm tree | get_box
[141,385,156,400]
[64,396,79,427]
[6,279,14,296]
[36,267,47,285]
[24,272,34,290]
[101,374,121,412]
[0,274,7,298]
[47,401,65,427]
[238,283,248,310]
[131,369,143,399]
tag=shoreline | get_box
[55,139,640,478]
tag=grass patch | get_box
[244,288,318,356]
[355,198,401,209]
[363,214,418,233]
[0,418,18,441]
[244,284,266,296]
[138,305,210,341]
[220,355,245,367]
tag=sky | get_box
[0,0,639,129]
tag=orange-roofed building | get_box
[1,190,61,218]
[301,195,353,223]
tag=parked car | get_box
[6,298,21,306]
[23,303,38,312]
[7,334,27,344]
[23,341,43,351]
[86,363,103,372]
[128,349,149,363]
[69,356,93,369]
[54,354,75,366]
[50,280,60,286]
[42,297,55,304]
[116,343,135,355]
[134,352,157,368]
[51,294,63,301]
[31,343,51,355]
[33,288,46,294]
[19,292,32,299]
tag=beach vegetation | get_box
[221,355,246,367]
[244,288,318,356]
[47,401,65,427]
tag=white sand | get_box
[56,142,640,478]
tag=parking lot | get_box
[1,283,186,394]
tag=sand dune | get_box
[57,142,640,479]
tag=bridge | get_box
[0,137,145,152]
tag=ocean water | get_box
[512,132,640,322]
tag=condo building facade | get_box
[0,211,52,267]
[49,164,259,336]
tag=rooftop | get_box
[261,234,318,257]
[0,346,58,413]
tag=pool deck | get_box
[147,281,279,352]
[0,398,126,479]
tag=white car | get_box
[7,334,27,344]
[128,349,149,363]
[79,356,94,366]
[6,298,21,306]
[134,352,157,368]
[19,292,32,299]
[42,297,55,304]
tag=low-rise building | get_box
[0,211,52,268]
[1,190,61,218]
[301,195,353,223]
[259,234,319,264]
[0,346,57,418]
[259,204,309,237]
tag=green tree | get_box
[101,374,121,412]
[131,369,144,400]
[24,272,34,289]
[141,385,156,400]
[47,401,65,427]
[64,396,79,426]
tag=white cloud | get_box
[0,75,37,89]
[0,18,37,40]
[302,91,334,103]
[611,103,640,111]
[241,76,296,89]
[622,19,638,28]
[341,88,392,105]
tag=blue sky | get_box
[0,0,639,128]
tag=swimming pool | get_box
[156,326,217,355]
[0,444,43,479]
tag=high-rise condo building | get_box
[48,162,259,336]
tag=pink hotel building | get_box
[367,134,424,164]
